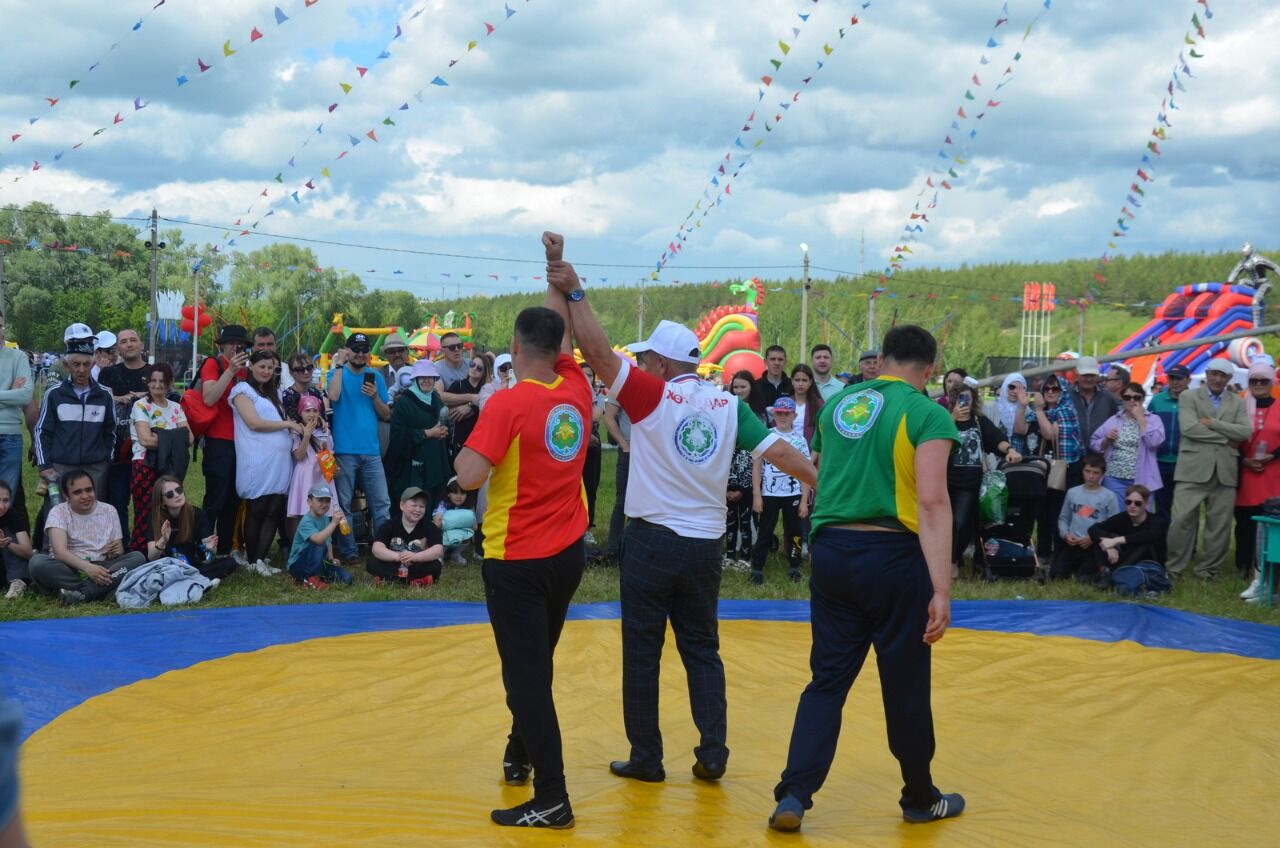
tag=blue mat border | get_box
[2,599,1275,740]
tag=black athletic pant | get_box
[1234,505,1263,577]
[752,494,803,574]
[482,538,585,804]
[582,441,601,527]
[201,438,240,556]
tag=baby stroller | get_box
[979,457,1050,581]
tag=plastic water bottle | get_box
[47,480,62,506]
[1255,440,1269,460]
[338,517,351,536]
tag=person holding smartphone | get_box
[326,333,392,563]
[200,325,251,559]
[947,384,1020,577]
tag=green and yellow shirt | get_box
[811,376,959,535]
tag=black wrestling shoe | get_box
[903,792,966,824]
[502,758,532,786]
[692,760,725,782]
[609,759,665,782]
[490,798,574,829]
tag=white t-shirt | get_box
[129,398,189,461]
[610,359,778,539]
[759,428,811,497]
[229,383,294,499]
[45,501,121,560]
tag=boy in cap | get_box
[750,396,812,584]
[286,483,352,589]
[367,485,444,587]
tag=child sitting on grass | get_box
[433,478,477,564]
[287,484,353,590]
[369,486,445,586]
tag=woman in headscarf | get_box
[992,372,1039,455]
[1235,360,1280,598]
[386,359,451,518]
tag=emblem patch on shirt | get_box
[545,404,585,463]
[673,413,718,465]
[832,389,883,439]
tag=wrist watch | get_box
[565,289,586,302]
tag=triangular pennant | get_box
[198,58,212,72]
[321,167,330,178]
[250,27,263,42]
[430,76,448,86]
[223,40,236,57]
[274,7,288,24]
[366,130,378,142]
[340,82,352,94]
[356,66,368,78]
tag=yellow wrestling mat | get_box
[21,620,1279,846]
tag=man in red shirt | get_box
[199,325,250,559]
[453,276,590,830]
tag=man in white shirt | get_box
[544,232,816,785]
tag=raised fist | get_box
[542,231,565,262]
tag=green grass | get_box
[4,436,1277,627]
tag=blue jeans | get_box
[288,541,352,584]
[334,453,391,558]
[0,434,21,496]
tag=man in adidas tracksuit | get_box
[34,326,116,498]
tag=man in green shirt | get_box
[769,325,964,832]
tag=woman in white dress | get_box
[230,350,303,574]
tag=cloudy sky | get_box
[1,0,1276,298]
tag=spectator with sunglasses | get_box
[434,333,478,422]
[448,355,490,458]
[327,333,392,564]
[282,353,328,423]
[145,474,238,580]
[1088,483,1167,573]
[1089,382,1164,511]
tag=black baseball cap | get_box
[346,333,371,351]
[1166,365,1191,380]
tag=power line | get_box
[161,215,804,271]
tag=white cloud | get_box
[0,0,1276,292]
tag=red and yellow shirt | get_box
[464,354,591,560]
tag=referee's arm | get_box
[916,438,954,645]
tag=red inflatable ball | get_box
[721,350,766,380]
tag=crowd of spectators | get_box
[1,310,1275,606]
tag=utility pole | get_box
[866,293,878,353]
[0,245,6,317]
[800,244,810,358]
[638,276,646,341]
[144,208,165,365]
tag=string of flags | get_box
[0,0,172,166]
[1,0,325,195]
[653,3,871,281]
[231,6,427,229]
[1090,0,1212,294]
[882,0,1051,280]
[216,1,532,254]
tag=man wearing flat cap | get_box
[1167,358,1251,578]
[34,324,117,498]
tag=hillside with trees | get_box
[4,202,1272,375]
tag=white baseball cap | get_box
[94,330,118,351]
[1074,356,1101,376]
[63,322,95,343]
[630,320,701,365]
[1204,358,1234,376]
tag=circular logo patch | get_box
[545,404,585,463]
[832,389,884,439]
[673,413,719,465]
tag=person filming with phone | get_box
[199,325,251,557]
[326,333,392,564]
[947,384,1020,577]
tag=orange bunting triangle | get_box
[366,130,378,141]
